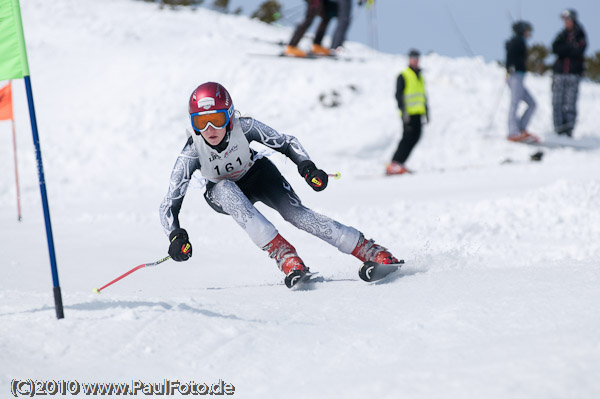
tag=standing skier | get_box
[284,0,335,58]
[387,49,428,175]
[505,20,538,143]
[160,82,399,288]
[551,9,587,137]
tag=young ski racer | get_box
[160,82,399,288]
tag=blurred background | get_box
[155,0,599,64]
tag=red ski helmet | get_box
[188,82,235,132]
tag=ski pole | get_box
[93,255,171,294]
[328,172,342,180]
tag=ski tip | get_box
[289,271,320,291]
[362,260,405,267]
[359,260,404,283]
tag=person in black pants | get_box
[551,9,587,137]
[284,0,335,57]
[330,0,351,50]
[387,49,428,175]
[330,0,372,51]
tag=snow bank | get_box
[1,1,599,398]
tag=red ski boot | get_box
[263,234,310,288]
[351,233,399,265]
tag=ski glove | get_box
[168,228,192,261]
[298,160,328,192]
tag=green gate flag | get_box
[0,0,30,80]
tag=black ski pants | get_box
[331,0,351,49]
[392,114,422,165]
[289,1,333,47]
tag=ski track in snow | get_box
[1,1,600,398]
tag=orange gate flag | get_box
[0,82,13,120]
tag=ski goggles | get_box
[190,110,230,133]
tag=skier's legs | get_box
[289,2,318,47]
[205,179,306,279]
[240,158,361,254]
[204,180,277,248]
[232,158,399,267]
[313,4,332,45]
[552,75,567,134]
[519,80,536,132]
[279,200,361,254]
[507,73,522,136]
[331,0,351,49]
[391,115,422,165]
[562,74,580,136]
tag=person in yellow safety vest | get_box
[386,49,429,175]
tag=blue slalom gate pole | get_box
[23,75,64,319]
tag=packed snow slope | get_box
[1,1,600,398]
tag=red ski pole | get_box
[93,255,171,294]
[328,172,341,180]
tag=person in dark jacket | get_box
[386,49,428,175]
[505,21,538,143]
[551,9,587,137]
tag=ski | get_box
[289,271,320,291]
[508,135,600,151]
[249,52,320,60]
[358,260,405,283]
[249,37,286,46]
[521,140,599,151]
[248,52,365,63]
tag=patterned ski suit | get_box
[159,117,360,253]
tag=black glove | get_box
[298,160,328,192]
[168,228,192,261]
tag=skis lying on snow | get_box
[358,260,405,283]
[248,52,365,63]
[249,37,287,46]
[510,135,600,151]
[249,52,320,59]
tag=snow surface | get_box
[1,1,600,398]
